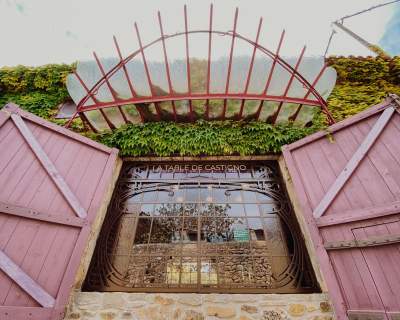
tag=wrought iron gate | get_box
[85,161,317,293]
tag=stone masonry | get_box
[65,292,333,320]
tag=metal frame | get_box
[66,5,334,131]
[84,161,318,293]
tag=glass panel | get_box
[133,217,151,254]
[125,56,152,96]
[102,107,125,128]
[225,100,241,119]
[295,105,317,126]
[188,34,208,94]
[247,52,272,94]
[208,100,223,119]
[200,258,218,285]
[242,100,259,119]
[258,101,278,122]
[150,217,183,244]
[166,36,188,95]
[179,257,198,286]
[226,204,245,217]
[121,104,142,124]
[192,99,206,120]
[174,100,190,118]
[84,110,109,131]
[275,103,299,124]
[228,39,253,93]
[158,101,175,120]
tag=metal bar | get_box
[113,36,145,123]
[73,71,100,105]
[292,64,327,122]
[184,5,194,121]
[271,45,306,124]
[0,201,85,228]
[239,17,262,118]
[118,105,129,124]
[255,30,285,120]
[113,35,137,97]
[313,106,395,218]
[338,0,400,21]
[158,11,173,94]
[206,4,213,119]
[0,250,55,307]
[79,112,98,133]
[222,7,239,119]
[93,51,119,102]
[11,113,88,219]
[99,108,115,130]
[73,94,322,112]
[134,22,161,120]
[333,21,389,57]
[158,11,177,121]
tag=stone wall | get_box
[65,292,333,320]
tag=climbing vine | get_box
[92,120,323,156]
[0,56,399,156]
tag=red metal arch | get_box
[66,5,335,131]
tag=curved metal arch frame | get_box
[67,5,335,130]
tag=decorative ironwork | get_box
[65,5,337,132]
[84,161,318,293]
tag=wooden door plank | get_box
[0,125,40,194]
[36,226,79,297]
[0,121,14,145]
[11,132,77,216]
[282,147,348,320]
[304,136,374,308]
[48,144,96,218]
[317,201,400,227]
[4,103,113,154]
[0,250,55,307]
[3,223,58,307]
[353,226,399,311]
[0,306,53,320]
[352,123,400,199]
[0,202,85,228]
[54,149,119,310]
[318,130,373,211]
[0,111,10,129]
[25,127,84,219]
[305,140,352,214]
[2,126,56,205]
[10,114,88,219]
[313,106,395,218]
[285,99,391,152]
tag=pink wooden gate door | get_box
[0,103,119,320]
[283,95,400,320]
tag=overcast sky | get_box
[0,0,398,67]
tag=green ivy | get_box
[0,64,74,118]
[92,120,323,156]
